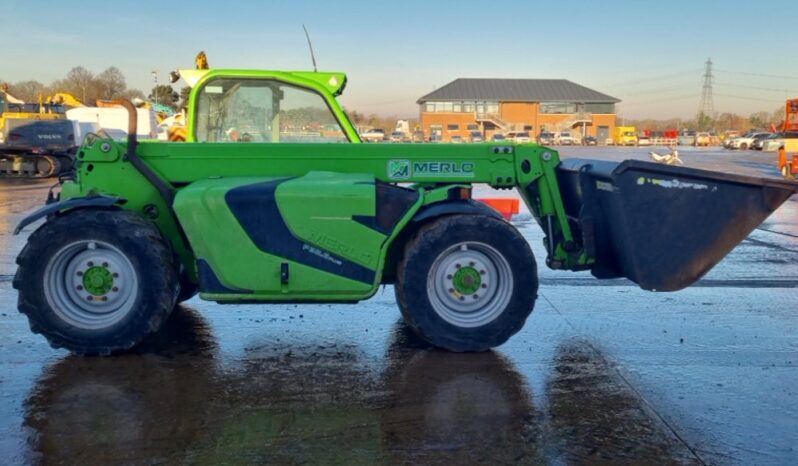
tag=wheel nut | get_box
[446,274,453,279]
[448,288,455,293]
[469,261,475,266]
[455,264,461,269]
[100,296,108,302]
[481,283,487,288]
[459,296,465,301]
[112,286,119,292]
[87,261,94,267]
[479,270,486,275]
[102,262,109,268]
[112,273,119,278]
[76,271,83,276]
[76,285,83,290]
[473,294,479,299]
[86,296,93,301]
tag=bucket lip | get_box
[559,158,798,193]
[617,159,798,192]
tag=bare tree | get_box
[9,80,48,102]
[96,67,127,100]
[59,66,95,103]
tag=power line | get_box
[617,84,695,97]
[715,69,798,80]
[715,82,796,94]
[713,93,784,103]
[620,93,700,106]
[592,69,703,89]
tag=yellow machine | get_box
[613,126,638,146]
[0,87,76,177]
[44,93,84,109]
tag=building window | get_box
[453,102,462,112]
[523,125,533,131]
[447,124,459,130]
[584,103,615,114]
[467,124,479,130]
[464,103,474,112]
[540,102,577,114]
[425,103,435,112]
[486,102,499,114]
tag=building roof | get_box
[417,78,620,104]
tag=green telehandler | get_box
[12,68,798,355]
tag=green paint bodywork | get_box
[59,68,587,303]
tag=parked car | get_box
[762,131,798,152]
[582,135,597,146]
[557,132,575,145]
[491,133,507,142]
[694,132,711,147]
[507,131,533,144]
[538,132,555,145]
[678,130,696,146]
[727,131,771,150]
[389,131,408,142]
[637,135,652,147]
[360,128,385,142]
[469,131,485,143]
[754,132,781,150]
[450,135,464,143]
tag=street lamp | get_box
[151,70,158,105]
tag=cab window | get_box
[195,78,347,143]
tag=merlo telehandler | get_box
[12,68,798,354]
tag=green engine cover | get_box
[173,172,418,302]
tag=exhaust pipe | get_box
[100,99,175,205]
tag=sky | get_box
[2,0,797,119]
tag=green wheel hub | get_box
[452,266,482,295]
[82,266,114,296]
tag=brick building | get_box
[417,78,620,142]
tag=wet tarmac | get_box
[0,147,796,465]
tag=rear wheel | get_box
[395,215,538,352]
[739,142,748,150]
[14,209,178,355]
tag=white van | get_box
[67,107,158,140]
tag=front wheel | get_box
[395,215,538,352]
[14,210,179,355]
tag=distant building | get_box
[417,78,620,142]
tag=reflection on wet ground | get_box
[23,307,702,465]
[2,149,797,465]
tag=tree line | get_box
[2,66,188,110]
[624,108,786,134]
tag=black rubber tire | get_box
[739,143,748,150]
[14,209,179,355]
[395,215,538,352]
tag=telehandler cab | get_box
[13,68,798,354]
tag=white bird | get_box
[649,147,683,165]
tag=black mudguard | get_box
[14,195,124,235]
[412,199,504,223]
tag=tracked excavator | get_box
[0,87,83,177]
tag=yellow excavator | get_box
[43,92,84,109]
[0,86,81,177]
